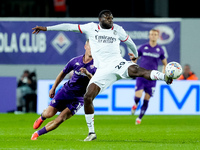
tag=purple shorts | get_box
[135,77,156,97]
[49,87,84,115]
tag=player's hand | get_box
[79,67,93,79]
[49,88,55,98]
[128,53,137,63]
[79,67,89,75]
[32,26,47,34]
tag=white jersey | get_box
[47,22,138,92]
[78,22,135,69]
[47,22,138,69]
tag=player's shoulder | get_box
[156,44,164,52]
[113,23,124,31]
[84,22,98,28]
[87,22,97,25]
[142,43,150,47]
[156,44,162,48]
[139,43,149,49]
[68,55,83,64]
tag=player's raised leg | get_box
[33,106,57,129]
[128,65,173,84]
[31,107,72,140]
[83,83,100,141]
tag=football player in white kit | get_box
[32,10,173,141]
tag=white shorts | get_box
[88,59,136,93]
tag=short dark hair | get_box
[150,29,159,33]
[98,10,112,18]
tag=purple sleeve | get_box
[160,47,166,60]
[137,46,143,57]
[63,58,74,74]
[92,67,97,75]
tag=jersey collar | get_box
[98,24,114,30]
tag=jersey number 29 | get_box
[115,62,125,69]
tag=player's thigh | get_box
[85,83,101,101]
[87,69,117,93]
[135,77,145,97]
[144,92,151,100]
[128,65,151,79]
[144,81,156,98]
[55,107,73,123]
[135,89,144,98]
[42,106,58,118]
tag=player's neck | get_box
[100,24,112,29]
[149,41,157,47]
[83,55,92,64]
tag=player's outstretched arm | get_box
[119,26,138,59]
[162,58,167,73]
[47,23,79,32]
[124,38,138,59]
[128,53,137,63]
[49,70,67,98]
[32,26,47,34]
[32,23,80,34]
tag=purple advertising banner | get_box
[0,19,180,64]
[0,77,16,112]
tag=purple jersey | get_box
[138,43,165,70]
[62,55,96,96]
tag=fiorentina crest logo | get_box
[51,32,71,55]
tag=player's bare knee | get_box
[42,111,48,118]
[84,94,93,106]
[43,111,54,118]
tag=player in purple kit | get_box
[130,29,168,124]
[31,40,96,140]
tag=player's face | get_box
[149,30,159,42]
[99,13,113,29]
[84,41,92,58]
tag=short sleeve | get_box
[92,67,97,75]
[78,22,94,34]
[159,47,166,60]
[118,26,129,42]
[63,58,75,74]
[137,45,143,57]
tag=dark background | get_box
[0,0,199,18]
